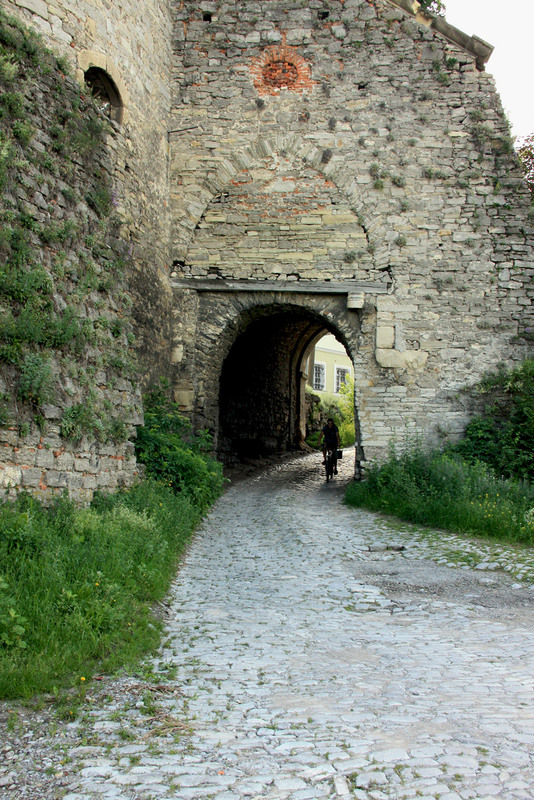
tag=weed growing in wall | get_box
[0,10,138,442]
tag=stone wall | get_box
[0,11,150,501]
[4,0,175,385]
[3,0,533,475]
[169,0,534,461]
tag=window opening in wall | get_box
[313,362,326,392]
[84,67,123,124]
[335,366,350,394]
[203,11,212,21]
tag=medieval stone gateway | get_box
[2,0,533,496]
[174,287,366,461]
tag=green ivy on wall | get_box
[0,10,138,442]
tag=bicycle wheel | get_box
[325,452,334,482]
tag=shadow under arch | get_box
[217,301,359,466]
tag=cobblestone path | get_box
[3,453,534,800]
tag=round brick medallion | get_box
[262,60,298,89]
[251,45,313,96]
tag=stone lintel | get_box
[171,279,390,295]
[375,348,429,371]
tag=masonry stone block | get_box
[0,466,22,488]
[15,0,48,19]
[376,326,396,349]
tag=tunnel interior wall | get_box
[219,311,334,458]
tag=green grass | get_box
[0,480,206,699]
[345,445,534,546]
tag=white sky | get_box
[442,0,533,142]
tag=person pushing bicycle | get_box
[318,418,340,474]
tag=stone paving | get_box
[3,452,534,800]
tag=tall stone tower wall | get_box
[4,0,175,383]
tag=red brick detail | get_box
[250,46,314,96]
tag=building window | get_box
[313,363,326,392]
[84,67,123,124]
[335,366,350,393]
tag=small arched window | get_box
[84,67,123,124]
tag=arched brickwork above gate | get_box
[170,134,391,273]
[182,154,382,288]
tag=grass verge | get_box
[345,446,534,546]
[0,479,208,699]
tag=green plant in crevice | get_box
[0,53,18,83]
[86,178,113,218]
[431,59,450,86]
[17,352,54,406]
[11,119,33,146]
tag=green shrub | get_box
[135,385,224,513]
[338,373,355,447]
[449,360,534,481]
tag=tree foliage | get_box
[418,0,446,15]
[134,385,224,512]
[517,134,534,199]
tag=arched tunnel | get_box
[218,303,355,462]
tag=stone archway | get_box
[215,301,356,463]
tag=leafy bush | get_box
[337,373,355,447]
[448,360,534,481]
[135,385,224,513]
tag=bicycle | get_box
[324,447,338,482]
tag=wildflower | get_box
[80,676,86,682]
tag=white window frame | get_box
[335,365,350,394]
[313,362,326,392]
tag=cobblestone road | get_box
[3,452,534,799]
